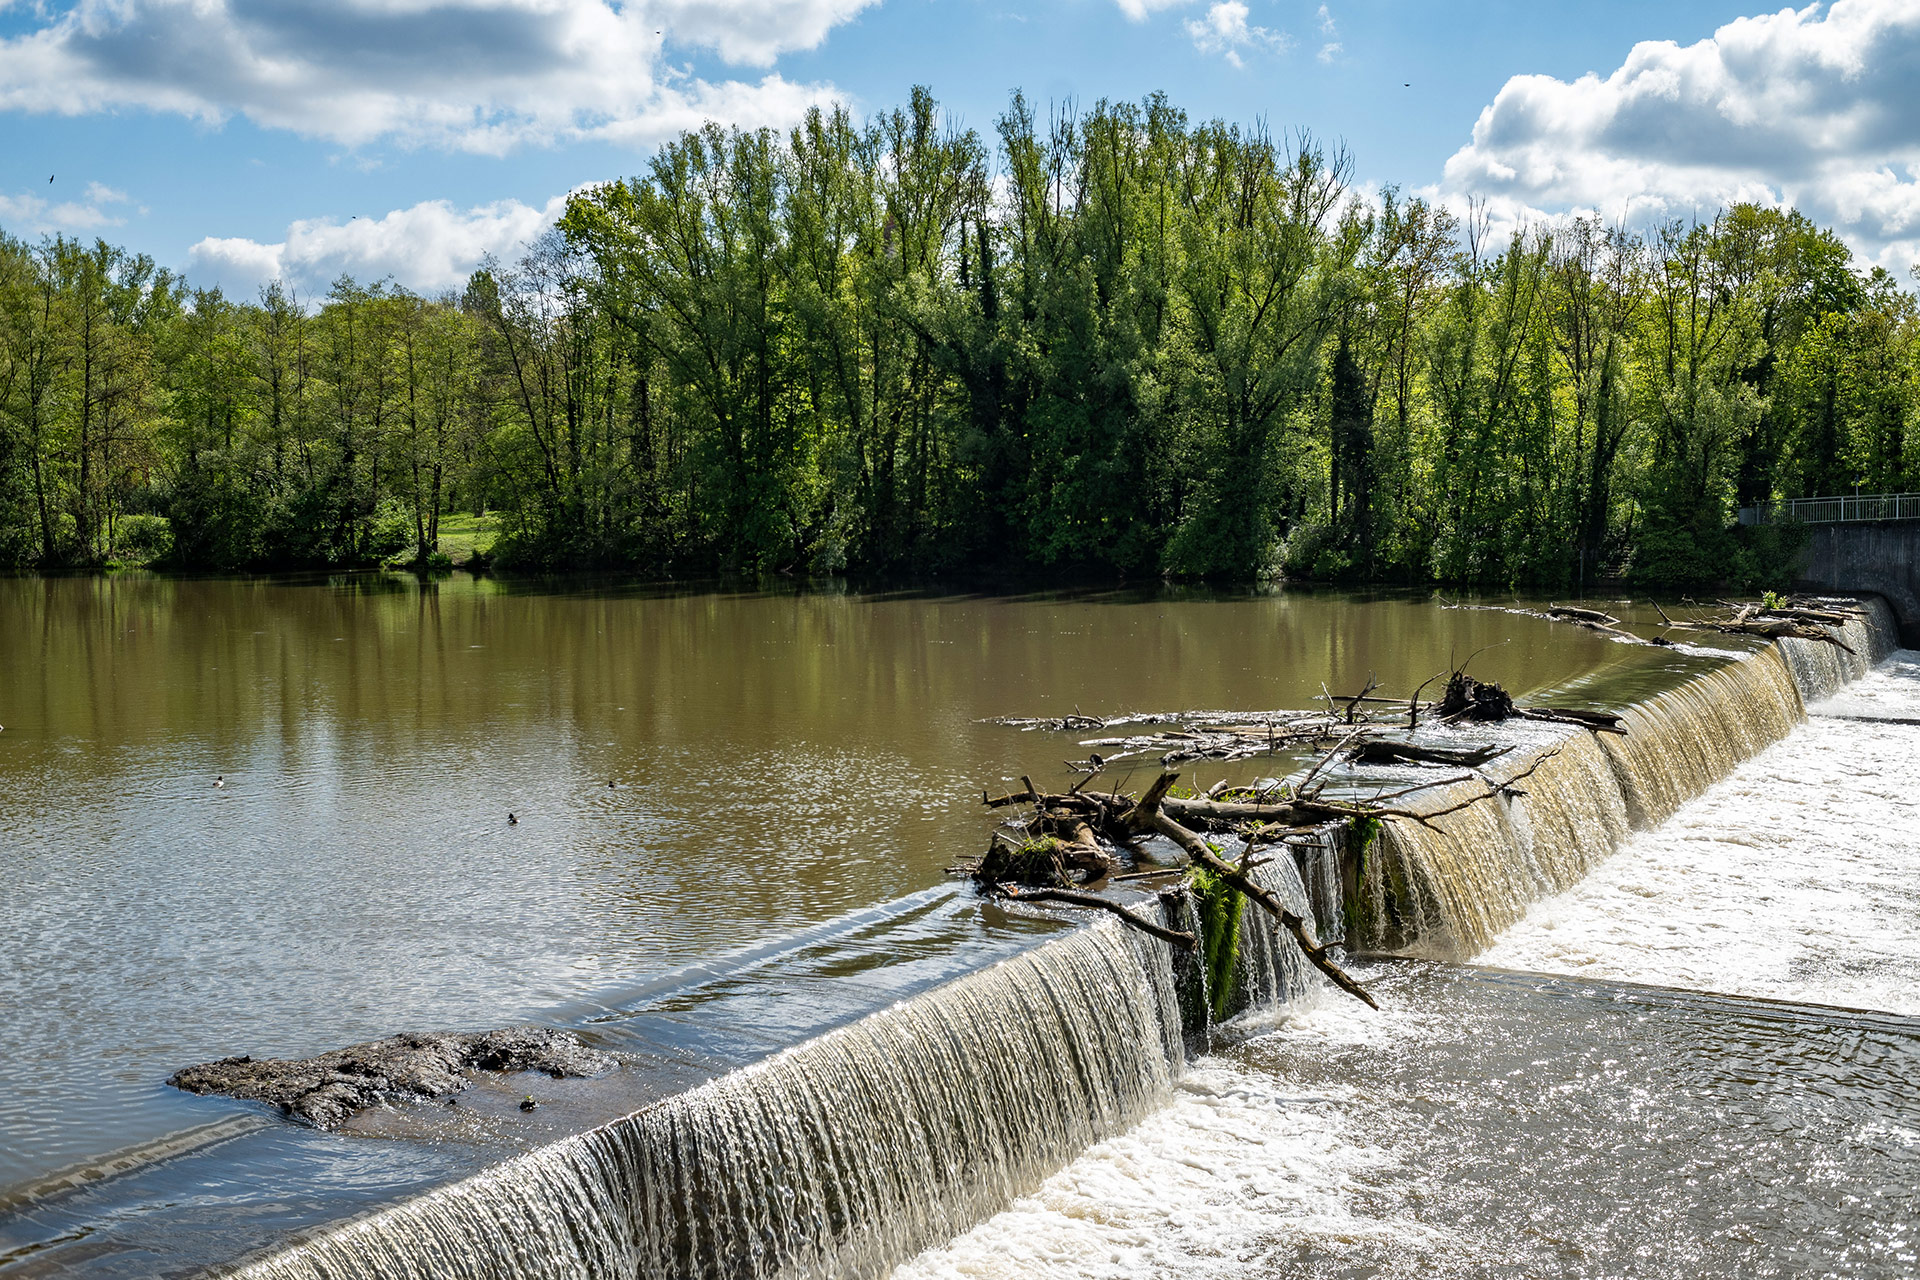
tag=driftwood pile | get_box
[960,669,1580,1010]
[1650,597,1862,652]
[992,673,1622,773]
[960,769,1389,1007]
[962,594,1866,1013]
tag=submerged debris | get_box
[169,1026,615,1130]
[1437,672,1516,722]
[1435,593,1864,656]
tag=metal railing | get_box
[1738,492,1920,525]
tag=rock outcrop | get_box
[169,1026,616,1130]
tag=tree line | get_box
[2,88,1914,587]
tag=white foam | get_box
[1480,652,1920,1013]
[890,1006,1446,1280]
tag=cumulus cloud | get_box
[0,179,133,235]
[1439,0,1920,272]
[0,0,860,153]
[186,194,574,297]
[1185,1,1288,68]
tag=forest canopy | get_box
[0,88,1911,588]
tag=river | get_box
[2,575,1910,1278]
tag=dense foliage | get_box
[2,89,1913,586]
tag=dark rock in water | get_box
[168,1026,615,1131]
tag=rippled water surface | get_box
[0,575,1645,1193]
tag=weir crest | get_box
[1358,601,1897,958]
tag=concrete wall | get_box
[1797,521,1920,646]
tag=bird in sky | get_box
[48,175,54,183]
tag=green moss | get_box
[1344,813,1381,945]
[1188,864,1243,1022]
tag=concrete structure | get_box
[1798,521,1920,645]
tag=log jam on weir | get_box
[958,596,1862,1013]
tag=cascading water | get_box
[1356,600,1899,959]
[1224,853,1322,1016]
[226,920,1184,1280]
[1288,832,1346,949]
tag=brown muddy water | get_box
[0,574,1735,1274]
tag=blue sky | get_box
[3,1,1917,295]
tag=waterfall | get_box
[225,921,1184,1280]
[1774,601,1898,701]
[1225,853,1321,1016]
[1358,731,1636,957]
[1356,599,1900,959]
[1288,833,1347,948]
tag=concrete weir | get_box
[1353,598,1899,958]
[212,598,1902,1280]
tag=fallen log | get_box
[1351,740,1509,768]
[1762,607,1856,625]
[1547,604,1621,626]
[1516,706,1629,734]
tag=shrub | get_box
[113,514,173,564]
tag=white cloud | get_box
[1439,0,1920,273]
[1113,0,1191,22]
[0,179,133,235]
[1314,2,1337,61]
[1185,1,1288,68]
[186,193,574,297]
[0,0,860,154]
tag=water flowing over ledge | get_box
[229,920,1188,1280]
[1356,601,1897,959]
[216,598,1900,1280]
